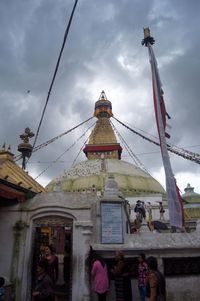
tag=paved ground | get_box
[55,284,70,301]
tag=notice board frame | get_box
[101,201,124,244]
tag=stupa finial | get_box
[141,27,155,46]
[94,90,113,118]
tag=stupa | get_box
[46,91,165,197]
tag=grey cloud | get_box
[0,0,199,192]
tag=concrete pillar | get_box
[72,221,93,301]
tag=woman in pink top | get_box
[91,252,109,301]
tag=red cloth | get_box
[138,262,148,286]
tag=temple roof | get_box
[46,158,165,196]
[182,183,200,203]
[0,148,46,194]
[184,207,200,220]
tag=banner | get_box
[147,44,183,228]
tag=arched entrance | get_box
[32,215,73,301]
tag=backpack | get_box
[146,270,166,301]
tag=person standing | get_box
[159,202,165,221]
[44,245,59,284]
[91,252,109,301]
[134,200,146,221]
[32,260,55,301]
[146,256,166,301]
[111,251,132,301]
[146,202,152,222]
[138,253,148,301]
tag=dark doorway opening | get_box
[32,217,73,301]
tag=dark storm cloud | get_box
[0,0,199,191]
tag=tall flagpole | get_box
[142,28,184,229]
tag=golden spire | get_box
[94,90,113,118]
[83,91,122,160]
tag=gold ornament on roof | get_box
[143,27,151,38]
[142,27,155,46]
[19,127,35,143]
[18,127,35,170]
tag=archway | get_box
[32,215,73,301]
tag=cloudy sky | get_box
[0,0,199,194]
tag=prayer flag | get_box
[147,44,184,228]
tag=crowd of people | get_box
[0,248,166,301]
[131,200,166,233]
[87,247,166,301]
[0,243,166,301]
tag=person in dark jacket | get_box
[44,245,59,284]
[134,200,146,220]
[32,260,55,301]
[146,256,166,301]
[111,251,132,301]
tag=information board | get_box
[101,202,123,244]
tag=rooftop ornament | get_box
[18,127,35,170]
[141,27,155,46]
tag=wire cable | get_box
[111,120,150,174]
[32,0,79,151]
[71,138,88,167]
[112,116,200,164]
[34,121,95,180]
[14,116,93,161]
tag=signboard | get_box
[101,202,123,244]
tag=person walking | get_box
[146,256,166,301]
[111,251,132,301]
[138,253,148,301]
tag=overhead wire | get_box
[31,0,79,152]
[14,116,93,161]
[110,120,150,174]
[112,116,200,164]
[34,121,95,180]
[71,138,88,167]
[16,113,200,169]
[118,118,200,160]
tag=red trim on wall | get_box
[83,144,122,152]
[0,184,25,203]
[83,144,122,159]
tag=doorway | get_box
[32,216,73,301]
